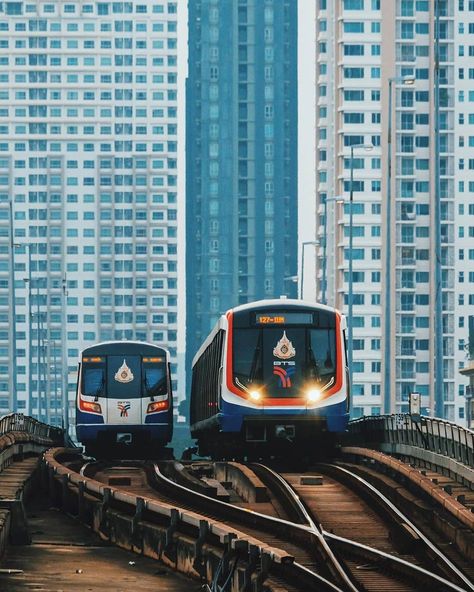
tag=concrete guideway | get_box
[0,414,190,591]
[1,496,190,592]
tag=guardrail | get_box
[0,414,64,554]
[0,413,63,443]
[347,414,474,470]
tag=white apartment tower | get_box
[315,0,473,424]
[0,0,181,428]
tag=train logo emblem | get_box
[273,332,296,360]
[117,402,131,417]
[114,359,134,383]
[273,365,296,388]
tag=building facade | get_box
[315,0,473,423]
[0,0,182,429]
[186,0,298,391]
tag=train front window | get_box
[143,364,167,399]
[82,367,105,399]
[107,355,142,398]
[233,329,263,389]
[308,328,337,385]
[233,325,337,397]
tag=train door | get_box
[106,356,142,425]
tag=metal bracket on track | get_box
[131,497,145,551]
[207,534,241,592]
[192,519,210,578]
[98,487,111,539]
[163,507,179,563]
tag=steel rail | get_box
[324,533,468,592]
[250,463,359,592]
[252,463,468,592]
[152,463,346,592]
[321,463,474,592]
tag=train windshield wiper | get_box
[249,332,263,384]
[93,378,105,402]
[307,346,321,381]
[145,377,155,401]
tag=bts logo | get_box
[117,402,131,417]
[273,366,296,388]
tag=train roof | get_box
[227,297,340,315]
[192,298,343,367]
[81,341,169,356]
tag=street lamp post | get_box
[321,195,345,305]
[61,276,69,437]
[300,241,320,300]
[384,75,415,415]
[36,281,42,422]
[9,198,18,412]
[52,342,59,425]
[347,143,373,413]
[23,244,33,417]
[433,1,443,419]
[44,339,58,425]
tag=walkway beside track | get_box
[0,495,191,592]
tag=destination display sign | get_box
[255,312,313,325]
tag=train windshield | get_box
[143,364,168,399]
[83,367,105,398]
[233,326,337,397]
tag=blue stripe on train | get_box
[76,409,104,424]
[217,398,349,433]
[76,423,171,442]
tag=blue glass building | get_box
[186,0,298,396]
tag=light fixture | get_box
[307,389,322,403]
[249,390,261,401]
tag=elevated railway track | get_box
[1,413,473,592]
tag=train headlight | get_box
[249,390,261,402]
[307,389,322,403]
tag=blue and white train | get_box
[76,341,173,457]
[190,299,350,458]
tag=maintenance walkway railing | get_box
[347,414,474,483]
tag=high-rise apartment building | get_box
[315,0,473,424]
[0,0,182,428]
[186,0,298,390]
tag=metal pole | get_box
[300,244,305,300]
[8,198,18,412]
[61,276,69,436]
[434,0,443,418]
[322,196,328,305]
[44,334,50,424]
[36,282,41,421]
[348,146,354,415]
[384,79,393,415]
[27,246,32,417]
[40,310,49,423]
[51,340,58,425]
